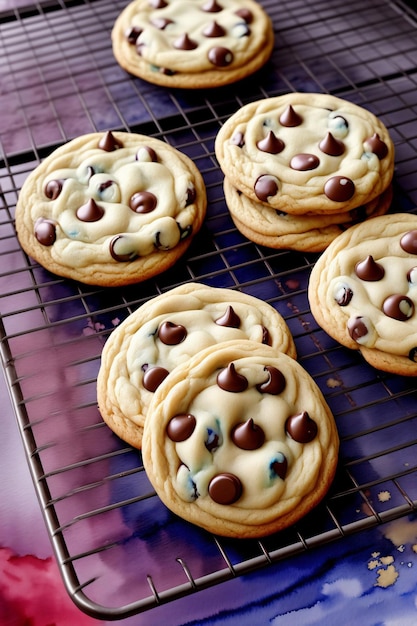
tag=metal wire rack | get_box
[1,0,417,619]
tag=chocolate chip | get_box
[355,255,385,281]
[202,0,222,12]
[44,179,64,200]
[400,230,417,255]
[409,348,417,362]
[256,366,286,395]
[270,452,287,480]
[76,198,105,222]
[34,218,56,246]
[328,114,349,138]
[279,105,302,127]
[129,191,157,214]
[126,26,142,44]
[158,321,187,345]
[174,33,198,50]
[142,365,169,392]
[185,186,196,206]
[208,46,233,66]
[319,132,345,156]
[202,20,226,37]
[324,176,355,202]
[217,363,248,392]
[215,305,240,328]
[230,131,245,147]
[257,131,285,154]
[285,411,317,443]
[407,267,417,285]
[334,283,353,306]
[205,427,221,452]
[347,316,369,342]
[364,133,388,160]
[254,174,279,202]
[382,294,414,321]
[109,235,137,262]
[235,8,253,23]
[232,418,265,450]
[290,153,320,171]
[151,17,173,29]
[262,326,271,345]
[136,146,158,162]
[208,473,242,505]
[167,414,196,442]
[149,0,167,7]
[98,131,122,152]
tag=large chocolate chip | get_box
[34,218,56,246]
[400,230,417,255]
[44,179,64,200]
[285,411,317,443]
[202,0,222,12]
[232,418,265,450]
[109,235,137,262]
[217,363,248,392]
[158,321,187,345]
[254,174,279,202]
[279,105,302,127]
[355,255,385,281]
[167,414,196,442]
[235,8,253,23]
[202,21,226,37]
[208,473,242,505]
[324,176,355,202]
[364,133,388,160]
[142,365,169,391]
[215,305,240,328]
[256,366,286,395]
[257,131,285,154]
[129,191,157,214]
[136,145,158,162]
[290,153,320,171]
[174,34,198,50]
[319,132,345,156]
[208,46,233,66]
[76,198,105,222]
[98,131,122,152]
[382,294,414,321]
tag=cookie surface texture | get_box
[97,283,296,448]
[15,131,206,286]
[215,92,394,215]
[224,177,392,252]
[111,0,274,88]
[308,213,417,376]
[142,340,339,538]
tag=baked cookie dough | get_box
[111,0,274,88]
[215,92,394,215]
[308,213,417,376]
[15,131,206,286]
[224,177,393,252]
[97,282,296,448]
[142,340,339,538]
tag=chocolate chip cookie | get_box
[142,340,339,537]
[308,213,417,376]
[111,0,274,88]
[15,131,206,286]
[215,92,394,216]
[97,282,296,448]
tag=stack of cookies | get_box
[97,283,339,538]
[215,92,394,252]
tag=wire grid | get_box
[1,0,417,619]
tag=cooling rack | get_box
[1,0,417,619]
